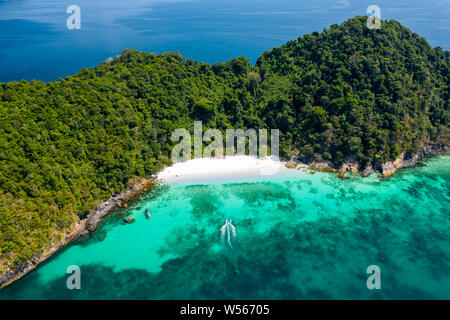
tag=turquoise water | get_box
[1,156,449,299]
[1,0,449,82]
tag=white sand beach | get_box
[156,156,307,184]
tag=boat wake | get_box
[220,219,236,249]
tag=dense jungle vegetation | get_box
[0,17,448,274]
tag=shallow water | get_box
[1,156,449,299]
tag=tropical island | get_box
[0,16,448,288]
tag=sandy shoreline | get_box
[156,156,306,184]
[0,156,296,289]
[2,148,448,289]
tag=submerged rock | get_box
[123,217,135,224]
[98,232,107,241]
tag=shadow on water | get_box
[0,210,447,299]
[1,157,449,300]
[2,209,444,299]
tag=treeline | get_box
[0,16,448,273]
[255,17,449,165]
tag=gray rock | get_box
[399,152,419,168]
[361,164,374,177]
[381,161,396,177]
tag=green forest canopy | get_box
[0,16,448,273]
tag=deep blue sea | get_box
[0,0,449,300]
[0,0,449,82]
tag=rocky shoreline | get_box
[0,177,155,289]
[1,144,448,289]
[287,143,449,178]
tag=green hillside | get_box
[0,16,448,274]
